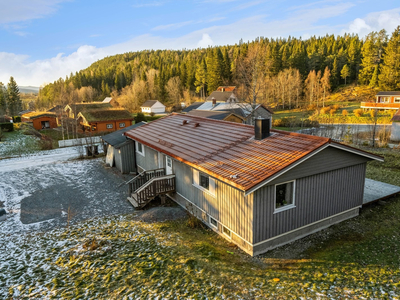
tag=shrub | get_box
[0,122,13,132]
[135,112,146,123]
[369,110,378,118]
[13,116,21,123]
[320,106,331,114]
[307,104,317,111]
[332,104,340,110]
[38,136,53,150]
[354,109,364,117]
[342,109,348,117]
[329,109,337,116]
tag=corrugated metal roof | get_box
[101,121,146,146]
[392,109,400,122]
[187,110,243,121]
[124,113,333,191]
[182,102,205,113]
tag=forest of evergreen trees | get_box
[37,26,400,112]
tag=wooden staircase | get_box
[125,168,176,208]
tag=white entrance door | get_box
[166,156,173,175]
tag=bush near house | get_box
[0,123,13,132]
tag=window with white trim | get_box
[136,141,145,156]
[222,226,231,238]
[193,169,215,196]
[209,217,218,229]
[119,122,126,128]
[395,97,400,103]
[106,124,113,129]
[275,180,295,211]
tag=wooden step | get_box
[127,196,139,208]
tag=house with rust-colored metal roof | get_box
[123,113,383,256]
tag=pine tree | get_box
[0,82,7,115]
[341,64,350,85]
[7,76,21,116]
[379,26,400,90]
[206,48,223,93]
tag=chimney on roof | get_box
[221,87,225,92]
[212,97,216,106]
[254,117,271,140]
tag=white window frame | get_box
[135,141,145,156]
[274,180,296,213]
[395,97,400,103]
[119,122,126,128]
[106,124,113,129]
[192,169,216,196]
[222,226,231,238]
[209,216,218,229]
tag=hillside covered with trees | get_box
[37,26,400,112]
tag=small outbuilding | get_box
[77,108,134,133]
[101,122,146,174]
[390,109,400,142]
[21,112,58,130]
[140,100,166,114]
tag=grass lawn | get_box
[3,148,400,298]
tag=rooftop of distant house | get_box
[78,109,134,122]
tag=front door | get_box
[166,156,173,175]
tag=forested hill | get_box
[37,27,400,111]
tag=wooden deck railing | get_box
[361,102,400,109]
[126,168,166,195]
[128,175,176,208]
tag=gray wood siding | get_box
[173,160,253,243]
[135,145,159,171]
[267,146,370,186]
[253,163,366,243]
[115,142,136,174]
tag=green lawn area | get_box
[3,149,400,298]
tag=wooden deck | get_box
[363,178,400,205]
[361,102,400,110]
[126,168,176,208]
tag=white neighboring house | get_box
[140,100,166,114]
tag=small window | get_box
[395,98,400,103]
[167,157,172,167]
[275,181,295,211]
[136,142,144,156]
[199,172,209,189]
[209,217,218,228]
[222,226,231,238]
[106,124,113,129]
[119,122,126,128]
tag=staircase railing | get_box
[129,174,176,208]
[125,168,166,195]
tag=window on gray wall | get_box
[275,181,295,211]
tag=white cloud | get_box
[197,34,214,48]
[342,8,400,37]
[0,0,68,24]
[152,21,194,31]
[0,1,355,86]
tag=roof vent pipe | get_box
[212,97,216,106]
[254,117,271,140]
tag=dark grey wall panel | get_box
[253,163,366,243]
[267,146,370,186]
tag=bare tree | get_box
[321,67,331,108]
[166,76,182,110]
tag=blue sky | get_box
[1,0,399,86]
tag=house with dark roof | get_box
[77,108,134,133]
[140,100,166,114]
[101,122,146,174]
[187,110,244,123]
[123,113,383,256]
[361,91,400,110]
